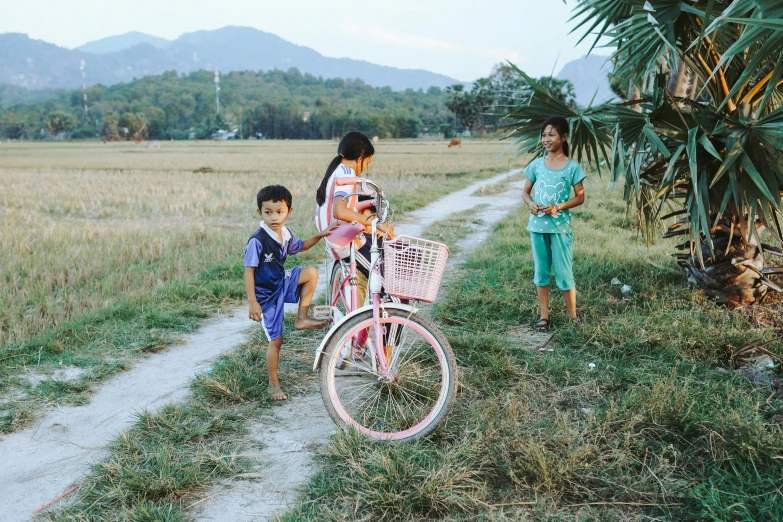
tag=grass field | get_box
[0,139,521,433]
[279,176,783,521]
[7,141,782,520]
[42,170,783,521]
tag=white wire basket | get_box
[383,235,450,302]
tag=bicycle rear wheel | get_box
[329,261,351,316]
[319,308,457,441]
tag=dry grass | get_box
[0,139,519,346]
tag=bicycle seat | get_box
[327,221,365,247]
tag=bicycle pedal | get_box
[312,305,332,320]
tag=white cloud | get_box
[343,24,522,65]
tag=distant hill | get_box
[557,54,615,107]
[76,31,171,54]
[0,27,461,91]
[0,83,59,107]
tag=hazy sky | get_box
[1,0,611,81]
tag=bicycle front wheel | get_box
[319,308,457,441]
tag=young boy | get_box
[244,185,336,401]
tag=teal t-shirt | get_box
[525,157,587,234]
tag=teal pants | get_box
[530,232,575,291]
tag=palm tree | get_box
[504,0,783,306]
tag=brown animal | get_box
[448,138,461,148]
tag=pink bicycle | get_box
[312,176,458,441]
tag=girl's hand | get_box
[385,223,395,239]
[528,202,542,214]
[541,204,560,215]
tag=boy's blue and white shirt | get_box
[244,222,304,304]
[525,158,586,235]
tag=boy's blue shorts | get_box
[258,267,302,341]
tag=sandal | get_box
[534,317,550,332]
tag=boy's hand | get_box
[248,301,263,322]
[320,221,340,238]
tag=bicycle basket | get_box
[383,235,450,302]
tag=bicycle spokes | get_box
[325,315,449,437]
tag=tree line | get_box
[0,65,575,141]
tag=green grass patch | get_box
[0,263,244,434]
[423,205,488,254]
[470,170,525,197]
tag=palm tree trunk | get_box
[678,226,772,307]
[669,58,688,95]
[628,77,642,112]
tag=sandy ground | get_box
[0,309,252,522]
[191,393,335,521]
[0,170,529,522]
[192,170,530,521]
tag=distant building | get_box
[211,127,239,140]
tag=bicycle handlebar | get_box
[334,177,389,224]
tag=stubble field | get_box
[0,139,517,346]
[3,139,781,521]
[0,138,521,432]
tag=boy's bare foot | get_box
[295,317,329,330]
[268,383,288,401]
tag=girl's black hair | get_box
[541,116,570,157]
[316,132,375,207]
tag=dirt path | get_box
[0,169,525,521]
[0,309,251,522]
[192,170,526,521]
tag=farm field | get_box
[35,166,783,521]
[0,139,522,432]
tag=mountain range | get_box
[0,27,614,104]
[556,54,615,107]
[0,26,460,91]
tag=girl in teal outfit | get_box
[521,116,586,331]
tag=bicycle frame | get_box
[314,177,399,375]
[312,302,419,371]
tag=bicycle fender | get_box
[312,303,420,371]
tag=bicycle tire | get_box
[319,308,457,442]
[329,261,350,315]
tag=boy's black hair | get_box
[257,185,293,210]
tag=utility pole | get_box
[214,70,220,116]
[80,59,88,114]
